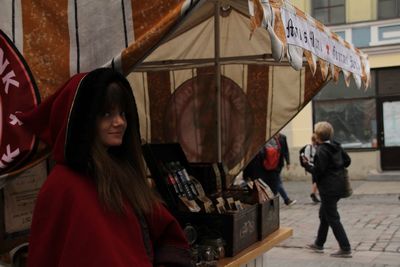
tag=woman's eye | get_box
[120,111,126,117]
[103,112,111,117]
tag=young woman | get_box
[304,121,352,258]
[20,68,192,267]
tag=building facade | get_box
[283,0,400,179]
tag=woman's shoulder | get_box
[47,165,89,184]
[41,164,96,200]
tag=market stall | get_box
[0,0,369,266]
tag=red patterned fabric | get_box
[0,30,40,174]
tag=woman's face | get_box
[96,106,127,148]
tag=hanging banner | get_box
[280,8,362,76]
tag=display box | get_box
[142,143,185,209]
[142,143,228,208]
[258,196,280,241]
[187,162,226,195]
[175,204,258,257]
[142,143,258,256]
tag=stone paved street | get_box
[265,180,400,267]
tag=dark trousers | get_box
[261,170,279,195]
[276,173,290,203]
[315,195,351,251]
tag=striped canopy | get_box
[0,0,369,178]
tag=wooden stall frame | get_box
[217,227,293,267]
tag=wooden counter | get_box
[217,227,293,267]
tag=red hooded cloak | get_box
[19,69,192,267]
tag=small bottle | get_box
[167,172,182,196]
[160,162,182,196]
[170,162,202,212]
[175,161,199,197]
[165,163,186,197]
[170,162,196,200]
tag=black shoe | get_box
[330,249,352,258]
[306,243,324,253]
[285,199,297,206]
[310,193,320,203]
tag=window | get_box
[377,68,400,96]
[314,99,377,148]
[314,72,376,100]
[312,0,345,25]
[378,0,400,19]
[313,71,377,149]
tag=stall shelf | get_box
[217,227,293,267]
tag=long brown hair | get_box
[64,71,157,216]
[91,81,158,214]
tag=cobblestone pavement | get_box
[265,180,400,267]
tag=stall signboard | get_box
[3,161,47,234]
[0,30,40,174]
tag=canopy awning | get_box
[118,0,369,89]
[0,0,370,177]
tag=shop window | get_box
[314,99,377,148]
[377,67,400,96]
[314,72,376,100]
[312,0,345,25]
[313,71,377,149]
[378,0,400,19]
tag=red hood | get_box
[19,68,140,170]
[21,69,193,267]
[19,73,87,164]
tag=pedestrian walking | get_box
[274,133,296,206]
[300,133,320,203]
[243,144,277,196]
[243,133,296,206]
[303,121,352,258]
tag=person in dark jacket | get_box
[243,133,296,206]
[274,133,296,206]
[303,121,352,258]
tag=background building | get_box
[283,0,400,179]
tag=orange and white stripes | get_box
[0,0,195,98]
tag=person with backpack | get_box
[243,143,277,195]
[243,133,296,206]
[263,133,296,206]
[303,121,352,258]
[300,133,321,203]
[275,133,297,206]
